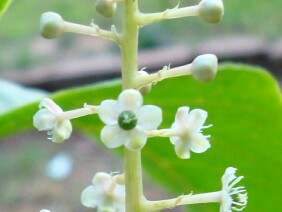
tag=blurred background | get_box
[0,0,281,211]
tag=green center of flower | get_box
[118,110,137,130]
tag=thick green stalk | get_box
[121,0,145,211]
[121,0,139,89]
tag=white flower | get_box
[220,167,247,212]
[39,210,50,212]
[33,98,72,143]
[98,89,162,151]
[81,172,125,211]
[169,106,211,159]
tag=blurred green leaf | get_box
[0,64,281,211]
[0,0,11,18]
[0,79,47,114]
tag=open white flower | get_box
[98,89,162,151]
[220,167,248,212]
[169,106,211,159]
[33,98,72,143]
[81,172,125,211]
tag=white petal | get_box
[175,107,190,129]
[220,190,232,212]
[113,185,125,211]
[222,167,237,189]
[189,133,211,153]
[187,109,208,132]
[117,89,143,112]
[33,109,56,130]
[98,100,118,125]
[40,98,63,114]
[92,172,112,191]
[125,127,147,151]
[169,132,181,145]
[52,120,72,143]
[137,105,162,130]
[101,125,127,148]
[81,185,101,208]
[173,138,190,159]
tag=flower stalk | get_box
[144,191,222,211]
[119,0,147,211]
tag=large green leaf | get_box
[0,0,12,18]
[0,64,281,211]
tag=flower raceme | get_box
[98,89,162,151]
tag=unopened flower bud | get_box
[40,12,65,39]
[191,54,218,83]
[138,70,152,95]
[95,0,117,18]
[198,0,224,24]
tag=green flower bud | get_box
[40,12,65,39]
[95,0,117,18]
[198,0,224,24]
[191,54,218,83]
[118,110,138,130]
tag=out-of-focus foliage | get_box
[1,64,281,211]
[0,80,47,114]
[0,0,281,71]
[0,0,281,40]
[0,0,11,18]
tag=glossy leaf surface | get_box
[1,64,281,211]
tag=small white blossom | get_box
[220,167,248,212]
[98,89,162,151]
[81,172,125,211]
[170,106,211,159]
[33,98,72,143]
[39,210,50,212]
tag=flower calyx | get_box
[81,172,125,211]
[33,98,72,143]
[170,106,211,159]
[98,89,162,151]
[220,167,248,212]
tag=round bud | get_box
[198,0,224,24]
[191,54,218,83]
[138,70,152,95]
[118,110,138,130]
[40,12,65,39]
[95,0,117,18]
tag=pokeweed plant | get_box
[35,0,247,211]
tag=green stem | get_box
[144,191,222,211]
[121,0,145,211]
[121,0,139,89]
[124,149,145,211]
